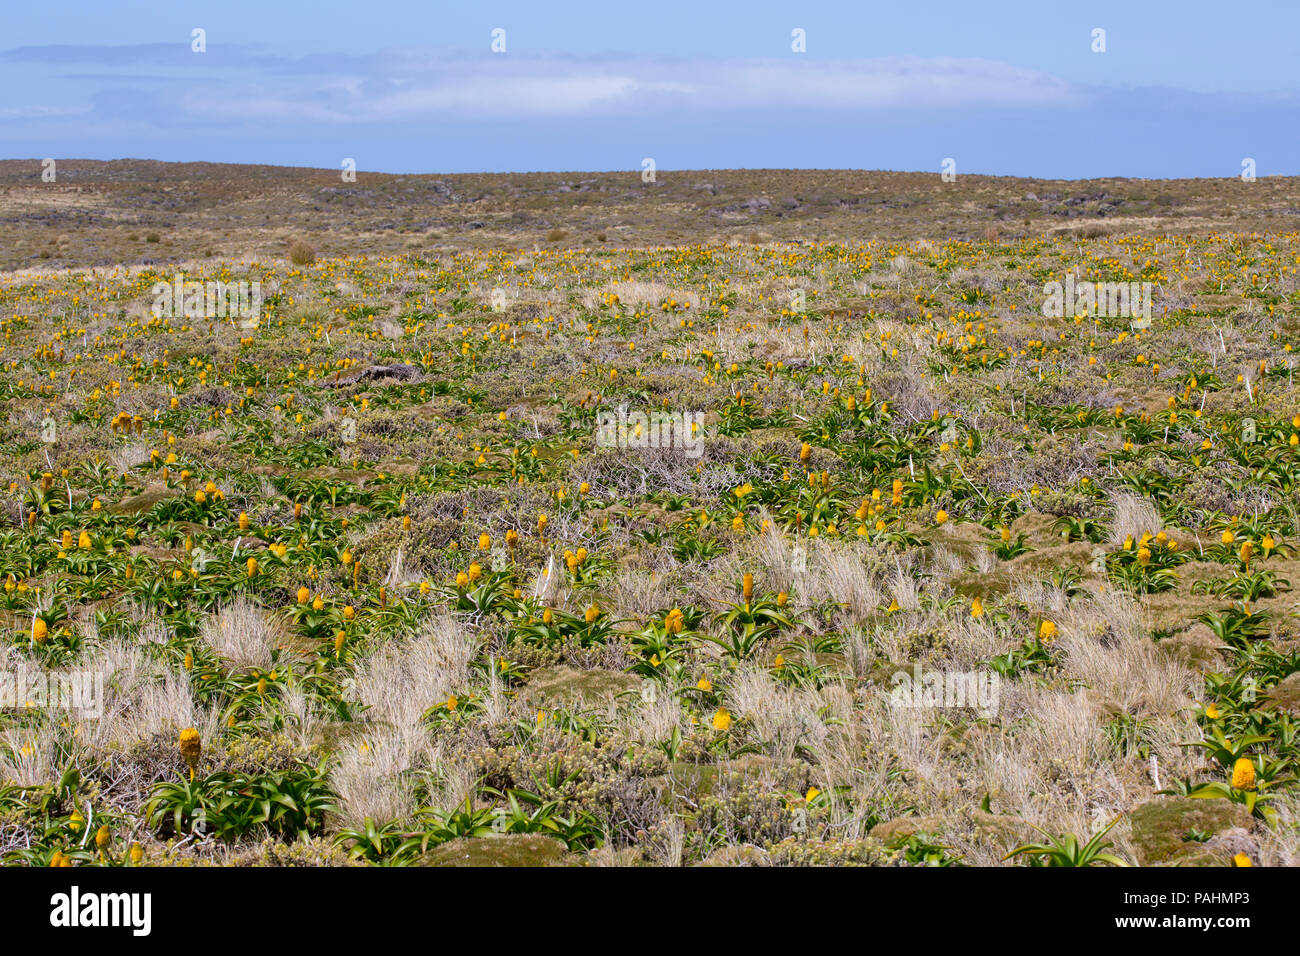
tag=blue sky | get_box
[2,0,1297,178]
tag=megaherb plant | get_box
[1005,817,1131,867]
[704,577,797,664]
[146,762,336,841]
[335,791,604,865]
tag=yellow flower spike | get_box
[696,675,712,692]
[584,604,600,623]
[478,533,491,551]
[1038,620,1058,643]
[1233,852,1253,867]
[711,708,732,731]
[1231,758,1256,791]
[179,727,201,773]
[971,597,984,618]
[935,509,948,525]
[297,586,310,604]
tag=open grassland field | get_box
[2,164,1300,868]
[7,160,1300,271]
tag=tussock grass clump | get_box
[288,239,316,265]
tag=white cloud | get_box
[97,49,1081,125]
[0,104,92,120]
